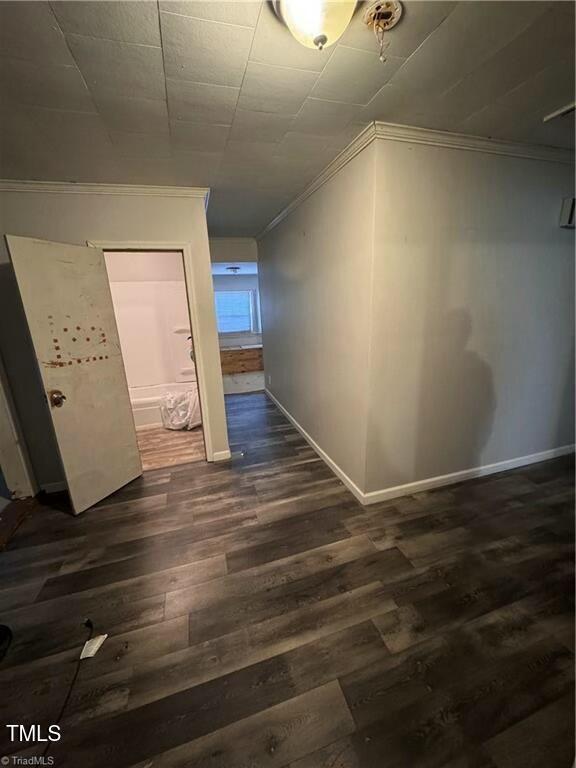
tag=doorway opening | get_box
[211,261,264,396]
[104,250,206,471]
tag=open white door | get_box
[6,235,142,514]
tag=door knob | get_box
[49,390,67,408]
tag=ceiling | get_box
[0,1,574,236]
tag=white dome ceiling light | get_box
[272,1,403,60]
[272,0,358,51]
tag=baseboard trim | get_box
[362,444,575,504]
[212,449,231,462]
[266,389,575,505]
[265,389,366,504]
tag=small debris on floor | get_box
[80,634,108,659]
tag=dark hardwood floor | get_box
[0,392,573,767]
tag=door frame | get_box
[88,240,222,463]
[0,353,36,498]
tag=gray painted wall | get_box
[259,137,574,496]
[366,140,575,492]
[259,144,376,488]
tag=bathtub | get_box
[130,381,199,428]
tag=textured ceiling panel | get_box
[24,107,113,155]
[0,57,95,112]
[290,98,361,136]
[390,2,550,93]
[168,150,222,186]
[237,61,319,114]
[229,109,294,143]
[66,33,166,100]
[110,131,172,159]
[0,0,573,236]
[171,120,230,153]
[311,46,404,104]
[93,92,170,135]
[0,1,75,66]
[161,11,253,86]
[159,0,261,28]
[167,78,239,124]
[50,1,162,46]
[496,58,574,117]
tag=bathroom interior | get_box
[105,250,263,470]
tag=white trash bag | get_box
[160,388,202,431]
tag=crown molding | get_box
[258,121,574,239]
[373,121,574,165]
[0,180,210,201]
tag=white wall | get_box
[105,251,197,425]
[213,274,259,291]
[259,144,376,488]
[0,188,228,487]
[210,237,258,263]
[258,131,574,500]
[366,140,575,493]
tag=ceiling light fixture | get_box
[363,1,403,62]
[272,0,358,51]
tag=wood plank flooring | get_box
[136,424,206,471]
[0,392,573,767]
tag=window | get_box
[214,290,261,334]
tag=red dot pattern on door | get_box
[45,316,108,367]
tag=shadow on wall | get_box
[0,262,63,487]
[415,308,496,480]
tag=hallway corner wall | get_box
[258,143,377,490]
